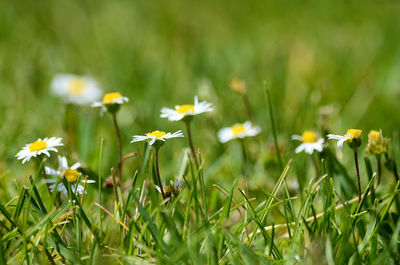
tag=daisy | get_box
[218,121,261,143]
[16,137,63,164]
[44,156,95,195]
[291,130,324,154]
[160,96,213,122]
[155,179,184,198]
[92,92,129,114]
[131,130,184,146]
[327,129,362,149]
[51,74,102,105]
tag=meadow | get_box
[1,0,400,264]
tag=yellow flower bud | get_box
[365,130,389,155]
[230,78,247,95]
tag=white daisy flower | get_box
[155,179,184,198]
[291,130,324,154]
[160,96,213,121]
[16,137,63,164]
[131,130,184,146]
[92,92,129,114]
[218,121,261,143]
[327,129,362,148]
[44,156,95,195]
[51,74,102,105]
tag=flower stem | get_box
[376,154,382,188]
[353,150,362,202]
[242,94,254,124]
[155,147,165,199]
[312,154,319,178]
[239,139,248,177]
[185,121,199,169]
[112,113,123,182]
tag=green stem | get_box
[242,94,254,124]
[353,150,362,202]
[155,147,165,199]
[185,121,199,169]
[112,113,123,182]
[312,154,319,178]
[376,155,382,188]
[239,139,248,177]
[264,86,283,171]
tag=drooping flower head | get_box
[92,92,129,114]
[155,179,184,198]
[44,156,95,195]
[218,121,261,143]
[327,129,362,149]
[160,96,213,122]
[230,78,247,95]
[291,130,324,154]
[131,130,184,146]
[51,74,102,105]
[365,130,389,156]
[16,137,63,164]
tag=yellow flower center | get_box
[64,169,80,183]
[302,130,317,143]
[29,140,47,152]
[230,78,247,94]
[232,124,247,135]
[68,78,86,95]
[346,129,362,140]
[147,130,166,138]
[176,104,194,114]
[368,130,381,144]
[103,92,122,104]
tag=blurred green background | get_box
[1,0,400,197]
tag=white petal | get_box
[295,143,306,154]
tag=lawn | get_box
[1,0,400,264]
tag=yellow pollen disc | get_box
[232,124,247,135]
[176,104,194,114]
[103,92,122,104]
[346,129,362,140]
[230,78,247,94]
[301,130,317,143]
[147,130,166,138]
[29,140,47,152]
[68,78,86,95]
[64,169,80,183]
[368,130,381,143]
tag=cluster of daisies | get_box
[15,74,263,198]
[16,73,394,200]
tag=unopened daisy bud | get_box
[230,78,247,95]
[365,130,389,156]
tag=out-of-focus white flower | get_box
[51,74,102,105]
[218,121,261,143]
[16,137,63,164]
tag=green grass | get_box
[1,0,400,264]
